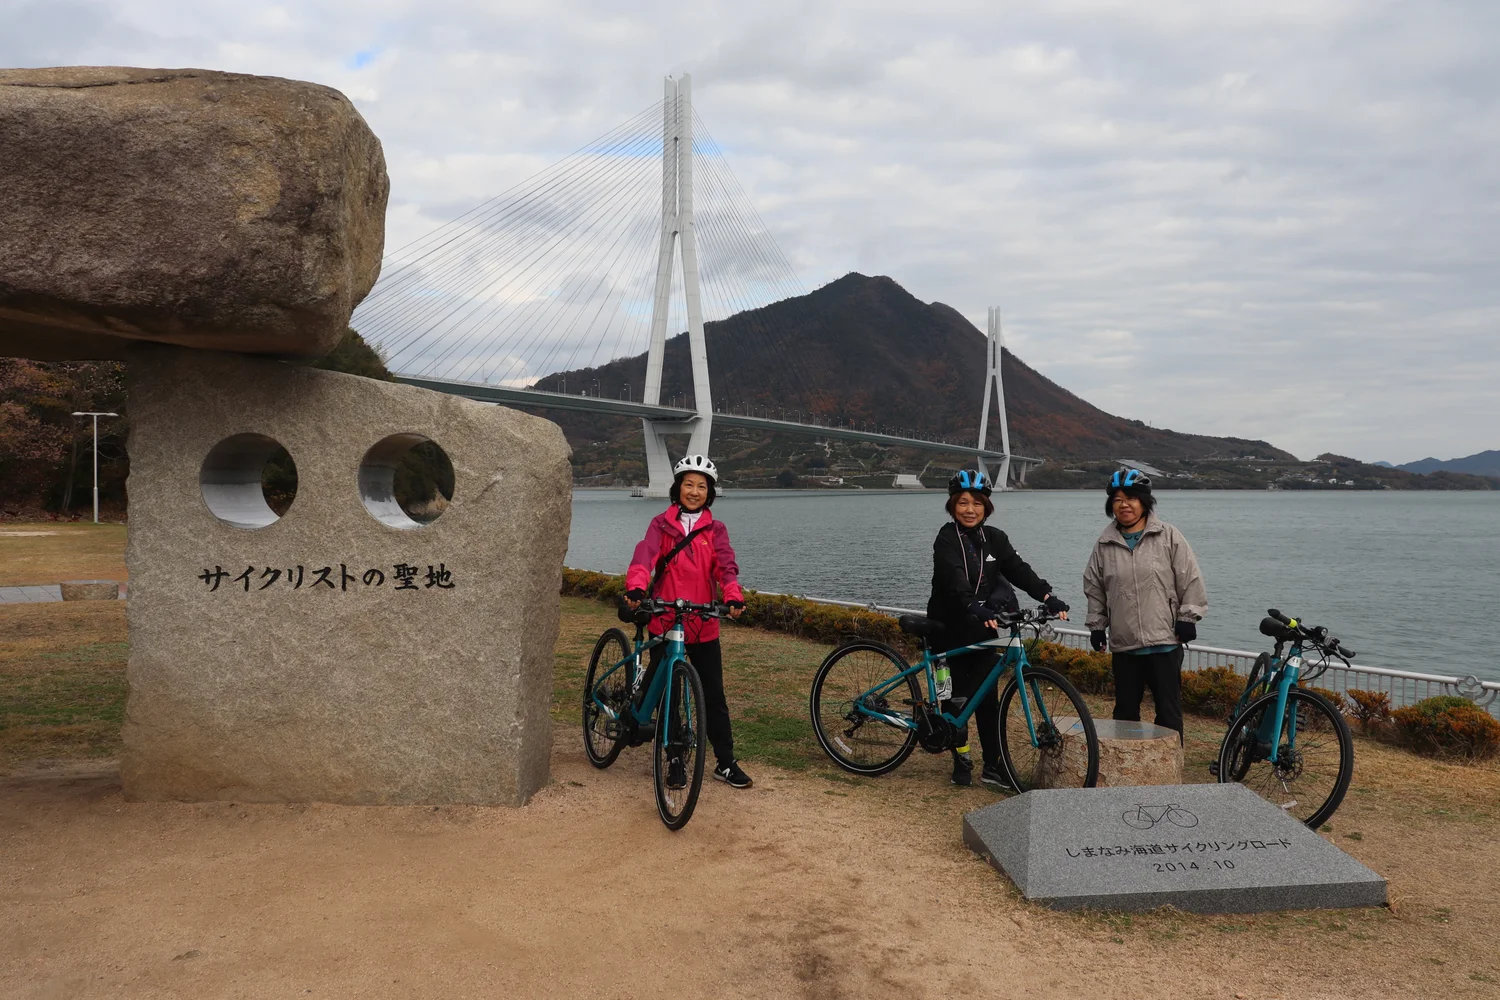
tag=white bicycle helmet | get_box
[673,454,719,484]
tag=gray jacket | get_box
[1083,515,1207,653]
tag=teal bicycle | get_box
[583,597,724,831]
[1212,609,1355,828]
[810,606,1101,789]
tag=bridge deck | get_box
[396,376,1041,465]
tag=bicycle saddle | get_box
[898,615,945,639]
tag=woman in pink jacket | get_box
[623,455,752,788]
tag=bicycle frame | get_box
[855,626,1057,747]
[588,622,684,727]
[1231,638,1315,766]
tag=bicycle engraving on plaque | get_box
[1120,803,1199,831]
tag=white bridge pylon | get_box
[977,306,1015,489]
[640,74,711,497]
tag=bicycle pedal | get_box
[1207,761,1220,777]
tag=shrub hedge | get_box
[1391,695,1500,762]
[560,568,915,654]
[1345,688,1394,734]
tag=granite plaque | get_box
[963,783,1386,913]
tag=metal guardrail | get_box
[770,592,1500,720]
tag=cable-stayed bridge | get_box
[353,74,1040,495]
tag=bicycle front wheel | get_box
[1217,688,1353,829]
[654,658,707,831]
[809,642,920,775]
[998,665,1100,790]
[583,628,632,769]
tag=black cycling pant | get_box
[948,648,1003,769]
[648,638,734,766]
[1112,646,1185,741]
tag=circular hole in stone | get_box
[200,433,298,529]
[359,435,455,529]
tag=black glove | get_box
[1175,620,1197,644]
[726,599,745,610]
[624,588,646,602]
[968,601,994,622]
[1042,594,1069,615]
[1090,630,1108,652]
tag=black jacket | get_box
[926,522,1051,630]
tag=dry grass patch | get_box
[0,601,128,770]
[0,521,128,586]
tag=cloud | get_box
[3,0,1496,462]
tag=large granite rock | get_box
[122,346,571,805]
[964,784,1387,913]
[0,67,387,362]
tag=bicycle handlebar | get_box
[1263,608,1356,660]
[993,605,1067,630]
[635,597,733,620]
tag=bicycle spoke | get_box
[583,630,633,768]
[811,645,917,773]
[1219,691,1352,827]
[999,667,1099,790]
[654,660,706,830]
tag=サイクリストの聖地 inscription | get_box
[197,563,456,592]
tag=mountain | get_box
[1397,450,1500,478]
[536,273,1294,465]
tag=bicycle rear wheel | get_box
[809,642,920,775]
[1217,688,1353,829]
[654,658,707,831]
[583,628,633,769]
[998,665,1100,790]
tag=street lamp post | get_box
[71,411,119,524]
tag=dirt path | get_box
[4,729,1498,1000]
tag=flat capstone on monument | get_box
[964,783,1387,913]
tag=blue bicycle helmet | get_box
[1109,468,1152,491]
[948,469,993,497]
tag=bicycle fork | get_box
[1254,659,1301,765]
[1010,639,1058,748]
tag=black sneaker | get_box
[713,760,753,788]
[951,754,974,786]
[666,756,687,790]
[980,766,1014,791]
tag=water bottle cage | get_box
[934,662,953,702]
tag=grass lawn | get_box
[0,522,129,586]
[0,601,128,767]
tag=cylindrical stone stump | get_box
[1037,718,1183,788]
[60,580,120,601]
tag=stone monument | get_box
[2,67,573,805]
[964,784,1387,913]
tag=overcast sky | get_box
[7,1,1496,462]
